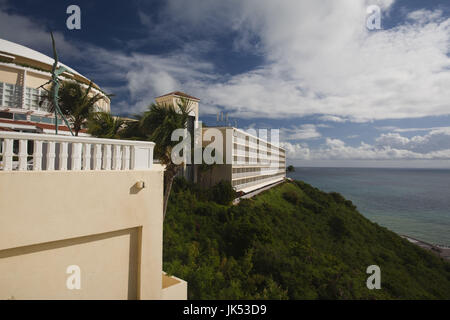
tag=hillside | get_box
[163,179,450,299]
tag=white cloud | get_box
[156,0,450,122]
[0,7,79,59]
[2,0,450,125]
[393,126,450,133]
[407,9,444,25]
[281,124,321,140]
[318,115,348,123]
[283,129,450,161]
[376,128,450,153]
[281,141,311,160]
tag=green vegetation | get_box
[87,111,126,139]
[88,98,193,218]
[41,81,110,136]
[287,165,295,172]
[164,178,450,299]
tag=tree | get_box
[139,99,192,220]
[287,165,295,172]
[209,180,236,205]
[87,97,193,219]
[87,111,126,139]
[42,81,110,136]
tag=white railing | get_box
[233,173,285,191]
[0,132,154,171]
[232,168,285,180]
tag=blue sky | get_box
[1,0,450,167]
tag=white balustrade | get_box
[18,139,28,171]
[93,144,102,170]
[33,140,43,171]
[0,132,155,172]
[82,143,91,171]
[47,141,55,171]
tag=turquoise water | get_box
[287,168,450,246]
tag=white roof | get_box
[0,38,83,77]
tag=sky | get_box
[1,0,449,167]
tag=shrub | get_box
[282,190,300,205]
[329,192,346,204]
[328,216,349,240]
[208,180,237,205]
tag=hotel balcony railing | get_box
[0,131,154,171]
[232,168,285,180]
[233,173,285,190]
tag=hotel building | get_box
[199,126,286,193]
[0,38,110,135]
[0,40,186,300]
[153,91,287,193]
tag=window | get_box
[0,111,13,119]
[24,87,45,111]
[41,117,53,124]
[30,115,41,122]
[0,82,23,108]
[14,113,27,121]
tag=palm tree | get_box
[42,81,110,136]
[87,97,192,220]
[139,99,192,219]
[87,111,126,139]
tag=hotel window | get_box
[41,117,54,124]
[0,82,23,108]
[0,111,13,119]
[25,87,46,111]
[14,113,27,121]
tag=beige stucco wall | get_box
[155,95,199,124]
[26,71,51,89]
[196,126,233,188]
[0,65,20,85]
[0,64,110,112]
[162,273,188,300]
[0,168,168,300]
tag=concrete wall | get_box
[26,71,51,89]
[0,65,20,85]
[0,64,110,112]
[197,164,232,188]
[0,168,169,299]
[155,95,199,125]
[162,273,188,300]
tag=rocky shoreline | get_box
[401,235,450,261]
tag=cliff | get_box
[163,179,450,299]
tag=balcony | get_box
[0,131,154,171]
[0,132,187,300]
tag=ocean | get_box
[287,167,450,246]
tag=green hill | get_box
[163,179,450,299]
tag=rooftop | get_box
[0,38,82,77]
[156,91,200,101]
[0,118,87,134]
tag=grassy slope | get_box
[163,180,450,299]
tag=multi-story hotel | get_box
[199,126,286,193]
[152,91,287,193]
[0,38,110,135]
